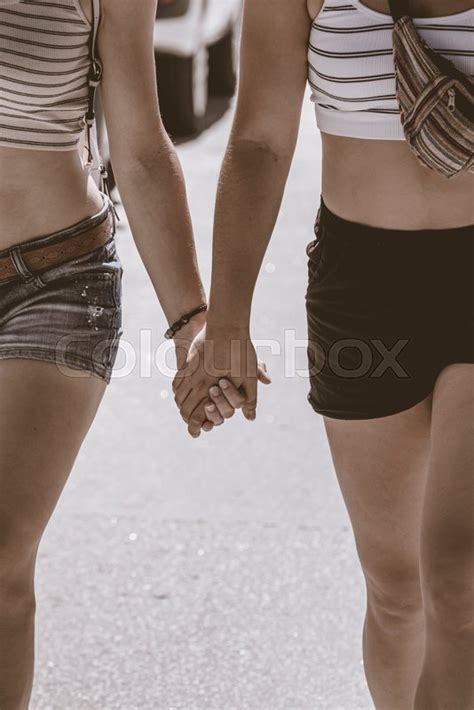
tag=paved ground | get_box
[31,93,373,710]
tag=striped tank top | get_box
[308,0,474,140]
[0,0,93,150]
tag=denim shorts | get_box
[0,192,123,384]
[306,197,474,420]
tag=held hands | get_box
[172,324,271,437]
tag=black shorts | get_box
[305,198,474,420]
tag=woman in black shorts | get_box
[174,0,474,707]
[0,0,211,705]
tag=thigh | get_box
[323,396,432,590]
[0,359,106,554]
[420,364,474,607]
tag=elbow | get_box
[227,132,297,166]
[110,136,177,181]
[224,135,295,174]
[228,107,300,163]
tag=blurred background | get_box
[31,2,372,708]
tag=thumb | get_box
[242,377,258,421]
[257,361,271,385]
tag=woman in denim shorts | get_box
[0,0,228,704]
[173,0,474,708]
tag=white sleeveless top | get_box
[0,0,93,150]
[308,0,474,140]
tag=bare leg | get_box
[0,360,107,710]
[414,364,474,710]
[323,395,432,710]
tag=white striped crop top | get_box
[308,0,474,140]
[0,0,93,150]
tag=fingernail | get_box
[219,379,229,389]
[210,386,220,397]
[205,404,216,412]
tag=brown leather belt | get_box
[0,212,114,284]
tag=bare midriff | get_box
[320,134,474,230]
[1,126,473,253]
[0,147,104,251]
[311,0,474,229]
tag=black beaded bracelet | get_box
[164,303,207,340]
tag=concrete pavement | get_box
[30,94,373,710]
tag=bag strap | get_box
[90,0,101,59]
[84,0,102,160]
[84,0,120,222]
[387,0,411,22]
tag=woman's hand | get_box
[173,325,270,437]
[203,363,271,430]
[173,320,244,433]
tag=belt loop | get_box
[101,190,116,236]
[10,247,45,288]
[109,197,117,237]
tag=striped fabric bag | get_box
[388,0,474,178]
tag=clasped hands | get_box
[172,324,271,438]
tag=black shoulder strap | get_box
[83,0,119,221]
[387,0,411,22]
[91,0,101,58]
[85,0,102,133]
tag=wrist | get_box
[173,312,206,371]
[165,303,207,340]
[207,297,251,332]
[206,311,250,335]
[174,310,206,342]
[205,322,250,340]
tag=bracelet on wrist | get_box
[164,303,207,340]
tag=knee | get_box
[364,564,423,629]
[423,567,474,635]
[421,519,474,634]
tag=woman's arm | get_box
[208,0,312,327]
[173,0,313,435]
[98,0,206,342]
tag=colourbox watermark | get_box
[51,329,411,381]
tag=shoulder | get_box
[307,0,325,21]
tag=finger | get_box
[201,419,214,433]
[174,382,193,409]
[204,401,225,426]
[172,371,185,394]
[188,403,209,438]
[242,377,258,421]
[180,391,208,423]
[173,346,188,374]
[172,354,200,393]
[213,379,246,410]
[257,361,272,385]
[209,384,236,419]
